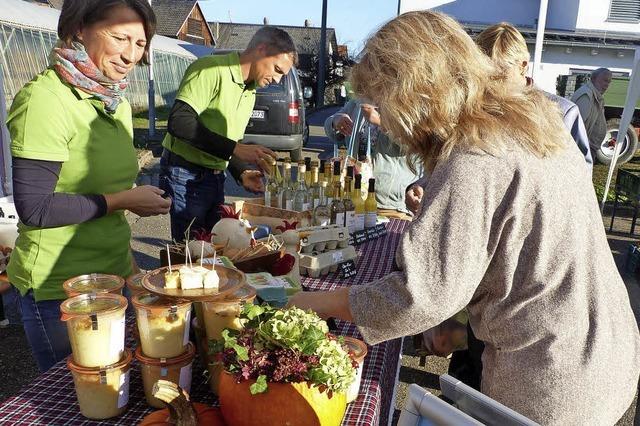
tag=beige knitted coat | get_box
[350,138,640,425]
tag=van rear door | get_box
[246,79,288,136]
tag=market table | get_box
[0,219,409,426]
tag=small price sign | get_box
[339,260,357,279]
[365,227,379,240]
[353,230,368,245]
[375,223,387,236]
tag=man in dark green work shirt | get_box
[160,27,298,241]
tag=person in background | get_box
[406,22,593,216]
[6,0,170,372]
[325,100,422,220]
[571,67,612,159]
[290,11,639,424]
[160,27,297,241]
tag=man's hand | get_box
[233,143,275,167]
[240,170,265,193]
[361,104,381,126]
[405,184,424,215]
[332,113,354,137]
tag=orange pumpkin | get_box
[218,372,347,426]
[138,403,226,426]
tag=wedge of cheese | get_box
[164,271,180,289]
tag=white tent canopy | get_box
[0,0,199,59]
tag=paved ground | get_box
[1,110,639,424]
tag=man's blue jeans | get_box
[159,155,226,242]
[17,291,71,372]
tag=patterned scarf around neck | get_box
[51,42,128,113]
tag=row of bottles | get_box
[264,157,378,232]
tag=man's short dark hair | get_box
[591,67,612,82]
[58,0,156,64]
[246,26,299,65]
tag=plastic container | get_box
[343,337,368,403]
[299,246,357,278]
[67,349,132,419]
[132,293,192,359]
[202,284,256,343]
[135,343,195,408]
[61,293,127,368]
[125,272,146,296]
[63,274,125,298]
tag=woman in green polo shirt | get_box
[6,0,170,372]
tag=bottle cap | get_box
[368,178,375,192]
[347,166,354,178]
[333,161,340,175]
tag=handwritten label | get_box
[110,316,125,360]
[365,227,378,240]
[179,363,193,392]
[183,310,192,346]
[352,230,368,245]
[117,370,130,408]
[339,260,357,279]
[375,223,388,236]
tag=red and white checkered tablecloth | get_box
[0,219,408,426]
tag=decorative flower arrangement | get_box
[213,304,357,396]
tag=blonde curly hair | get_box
[475,22,530,81]
[350,11,566,171]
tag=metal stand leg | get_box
[610,193,619,232]
[632,202,639,235]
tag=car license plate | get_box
[251,110,265,119]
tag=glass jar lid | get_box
[63,273,125,295]
[131,293,191,313]
[60,293,128,319]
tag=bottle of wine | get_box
[364,178,377,228]
[313,182,331,226]
[280,158,294,210]
[352,174,365,232]
[304,157,312,187]
[323,160,332,186]
[293,161,311,212]
[325,161,335,205]
[264,158,279,208]
[343,166,356,233]
[310,161,320,209]
[330,183,346,226]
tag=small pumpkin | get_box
[138,403,225,426]
[218,372,347,426]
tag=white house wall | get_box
[399,0,640,33]
[575,0,640,33]
[533,45,634,93]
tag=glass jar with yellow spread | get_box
[61,293,127,368]
[67,349,132,419]
[132,293,192,358]
[135,342,195,408]
[342,337,368,403]
[201,285,256,343]
[63,274,125,298]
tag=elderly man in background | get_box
[571,67,612,157]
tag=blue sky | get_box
[199,0,399,56]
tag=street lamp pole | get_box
[316,0,328,108]
[148,0,156,139]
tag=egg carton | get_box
[298,225,350,254]
[299,246,357,278]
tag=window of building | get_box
[608,0,640,23]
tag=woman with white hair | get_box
[290,11,639,424]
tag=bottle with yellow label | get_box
[352,174,366,232]
[343,166,356,232]
[364,178,377,228]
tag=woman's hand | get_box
[405,184,424,215]
[361,104,381,126]
[332,113,354,137]
[287,288,354,322]
[240,170,265,193]
[105,185,171,216]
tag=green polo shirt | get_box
[6,68,137,301]
[162,52,256,169]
